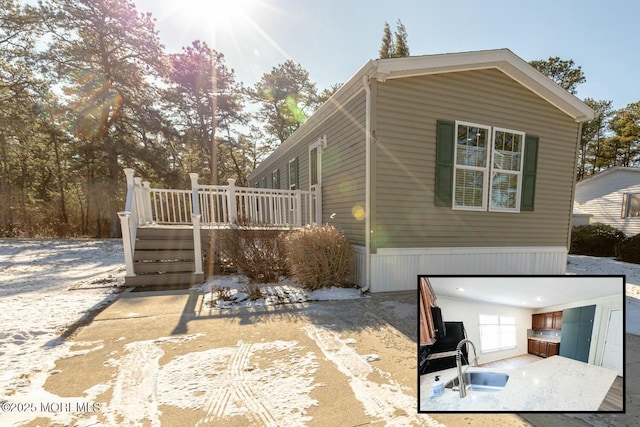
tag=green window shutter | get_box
[521,135,539,211]
[435,120,455,207]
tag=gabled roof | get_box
[576,166,640,187]
[250,49,596,178]
[372,49,596,122]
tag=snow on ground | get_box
[200,275,364,310]
[0,239,125,398]
[567,254,640,335]
[1,240,639,425]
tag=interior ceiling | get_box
[427,276,624,309]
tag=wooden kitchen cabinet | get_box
[532,314,544,330]
[532,311,563,330]
[547,342,560,357]
[528,339,560,357]
[539,341,549,356]
[552,311,563,330]
[544,313,554,329]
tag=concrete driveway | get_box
[31,288,639,426]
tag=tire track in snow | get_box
[196,341,283,427]
[304,324,444,427]
[105,335,202,427]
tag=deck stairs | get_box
[124,227,205,288]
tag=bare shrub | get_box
[222,224,290,284]
[285,225,353,290]
[243,283,264,300]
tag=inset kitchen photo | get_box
[418,275,625,412]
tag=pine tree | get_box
[607,102,640,168]
[247,60,320,149]
[393,19,410,57]
[379,20,410,59]
[528,57,586,95]
[379,21,394,59]
[39,0,167,237]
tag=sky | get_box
[133,0,639,110]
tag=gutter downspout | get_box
[361,75,372,293]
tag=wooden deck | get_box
[119,169,319,288]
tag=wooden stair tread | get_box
[125,272,204,287]
[134,261,195,273]
[128,226,209,289]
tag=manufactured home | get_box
[574,166,640,236]
[248,49,596,292]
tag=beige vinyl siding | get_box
[250,94,367,245]
[373,69,579,249]
[321,95,367,245]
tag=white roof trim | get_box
[373,49,596,122]
[250,49,596,179]
[576,166,640,186]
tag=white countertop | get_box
[419,355,618,411]
[527,337,561,343]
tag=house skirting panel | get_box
[352,246,568,292]
[351,245,368,287]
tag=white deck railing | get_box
[145,173,319,228]
[118,169,320,278]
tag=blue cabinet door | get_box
[559,305,596,363]
[559,321,579,358]
[575,305,596,362]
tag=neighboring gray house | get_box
[574,167,640,236]
[249,49,596,292]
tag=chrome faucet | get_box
[455,339,478,398]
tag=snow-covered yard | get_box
[0,239,125,398]
[0,239,638,425]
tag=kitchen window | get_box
[478,314,516,353]
[453,121,525,212]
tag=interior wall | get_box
[536,294,623,367]
[436,295,534,364]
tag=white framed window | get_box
[271,169,280,189]
[490,127,525,212]
[453,121,490,210]
[622,193,640,218]
[453,121,525,212]
[288,158,298,190]
[478,314,516,353]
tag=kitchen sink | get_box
[444,371,509,392]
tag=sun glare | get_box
[180,0,258,31]
[143,0,291,78]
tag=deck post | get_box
[133,177,143,224]
[123,168,135,211]
[314,185,322,225]
[189,173,200,216]
[227,178,237,227]
[142,181,153,224]
[118,211,135,276]
[192,214,203,275]
[295,190,302,227]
